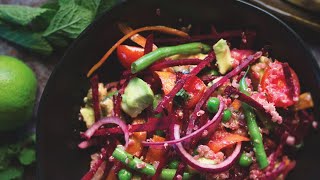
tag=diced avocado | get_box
[213,39,233,74]
[100,98,114,117]
[197,157,217,165]
[80,107,95,128]
[121,77,154,117]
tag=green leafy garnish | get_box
[43,1,94,38]
[174,88,190,105]
[0,0,121,55]
[18,148,36,166]
[0,167,23,180]
[0,23,53,55]
[0,133,36,179]
[0,5,47,26]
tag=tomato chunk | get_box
[183,76,207,108]
[231,49,254,67]
[117,45,144,69]
[261,61,300,108]
[208,131,250,153]
[155,71,177,95]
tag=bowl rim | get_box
[36,0,320,178]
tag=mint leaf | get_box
[0,5,47,26]
[0,23,53,55]
[43,1,94,39]
[18,148,35,166]
[0,167,23,180]
[79,0,101,14]
[0,146,10,171]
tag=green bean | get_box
[168,160,180,169]
[207,97,220,113]
[222,109,232,123]
[131,43,211,73]
[118,169,132,180]
[239,69,269,169]
[239,152,253,167]
[112,147,156,176]
[160,169,191,180]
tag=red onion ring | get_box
[142,100,224,146]
[174,125,242,173]
[82,117,129,147]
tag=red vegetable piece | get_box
[207,130,249,153]
[231,49,254,67]
[117,45,144,69]
[261,61,300,107]
[183,76,207,108]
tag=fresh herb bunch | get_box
[0,0,121,55]
[0,133,36,180]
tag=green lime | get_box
[0,55,37,131]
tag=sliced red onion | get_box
[83,117,129,147]
[186,52,262,135]
[92,117,169,137]
[90,75,101,121]
[174,125,242,173]
[142,101,224,146]
[78,139,98,149]
[149,58,202,71]
[154,52,215,113]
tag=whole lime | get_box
[0,55,37,131]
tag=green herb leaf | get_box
[0,5,47,26]
[0,167,23,180]
[18,148,36,166]
[174,88,190,105]
[0,146,10,171]
[0,23,53,55]
[79,0,101,14]
[43,1,94,39]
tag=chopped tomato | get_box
[117,45,144,69]
[231,49,254,67]
[126,131,147,157]
[208,131,250,153]
[145,135,166,163]
[155,71,206,108]
[155,71,177,95]
[183,76,206,108]
[261,61,300,108]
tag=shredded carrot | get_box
[118,23,158,50]
[87,25,190,77]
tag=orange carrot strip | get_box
[87,25,190,77]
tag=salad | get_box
[78,23,316,180]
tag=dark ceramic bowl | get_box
[37,0,320,179]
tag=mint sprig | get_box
[0,0,121,55]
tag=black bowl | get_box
[37,0,320,179]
